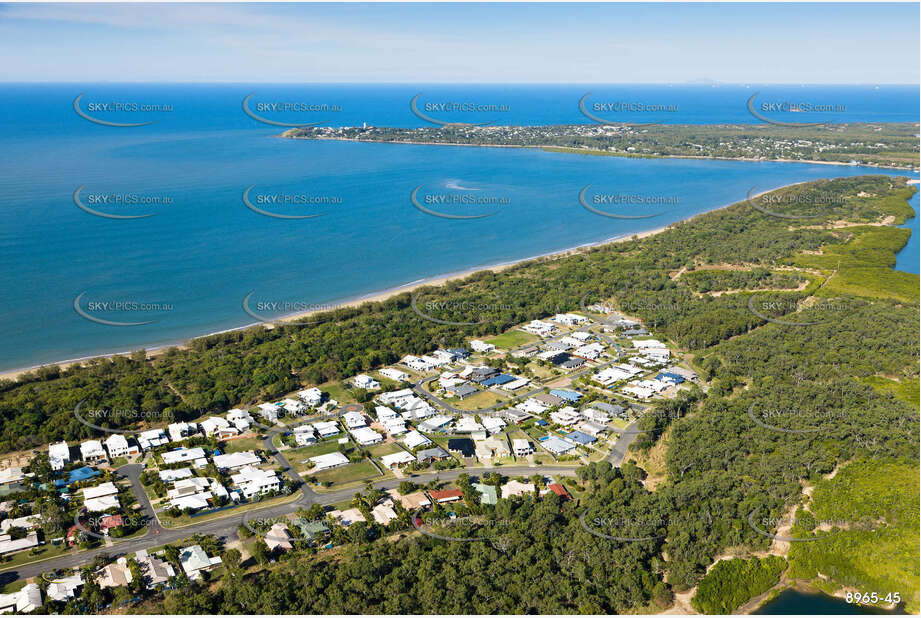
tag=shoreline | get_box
[282,134,919,172]
[0,176,913,382]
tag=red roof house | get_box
[428,488,463,503]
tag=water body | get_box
[895,185,920,274]
[755,588,902,615]
[0,84,916,371]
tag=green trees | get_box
[692,556,787,614]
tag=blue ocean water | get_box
[0,84,917,371]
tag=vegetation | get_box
[692,556,787,614]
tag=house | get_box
[622,383,655,399]
[0,583,42,613]
[445,383,478,399]
[403,430,432,450]
[534,393,565,407]
[576,420,608,438]
[447,438,475,457]
[294,426,318,447]
[571,331,593,342]
[162,447,207,467]
[230,466,280,499]
[469,339,495,353]
[0,531,39,555]
[292,518,330,543]
[544,340,572,352]
[428,488,463,503]
[475,436,510,461]
[0,467,24,486]
[581,407,610,424]
[512,439,533,457]
[138,428,169,450]
[503,377,530,391]
[501,480,536,499]
[574,343,605,360]
[350,426,384,446]
[264,522,294,552]
[46,573,84,602]
[380,451,415,469]
[540,435,577,456]
[544,483,571,500]
[297,387,324,407]
[82,482,120,512]
[98,514,124,535]
[418,415,453,433]
[0,514,41,534]
[552,313,588,326]
[309,452,350,471]
[333,508,366,526]
[136,549,175,586]
[466,366,500,384]
[511,345,539,358]
[227,408,255,432]
[549,389,582,403]
[503,408,532,424]
[342,410,366,429]
[48,441,71,471]
[402,355,435,372]
[200,416,239,440]
[371,501,399,525]
[379,388,415,406]
[167,421,199,443]
[416,446,451,464]
[522,320,556,337]
[392,491,431,511]
[159,467,193,482]
[454,416,484,433]
[590,401,626,418]
[432,349,458,364]
[594,366,635,386]
[382,417,408,436]
[472,483,498,505]
[561,357,586,370]
[550,407,581,426]
[213,451,261,471]
[656,371,686,385]
[665,365,699,382]
[257,403,280,424]
[97,557,133,589]
[481,416,506,433]
[353,374,380,390]
[312,420,340,438]
[633,338,667,350]
[379,368,410,382]
[79,440,107,464]
[565,430,597,446]
[282,398,306,415]
[179,544,222,580]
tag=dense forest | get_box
[3,174,918,614]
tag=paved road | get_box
[1,463,578,583]
[116,463,163,536]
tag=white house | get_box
[309,451,349,471]
[257,403,280,424]
[48,441,70,471]
[481,416,506,433]
[382,417,408,436]
[512,438,533,457]
[282,398,306,415]
[403,430,432,450]
[80,440,107,464]
[351,426,383,446]
[104,434,139,459]
[161,447,207,467]
[353,374,380,390]
[227,408,254,432]
[0,583,42,613]
[312,420,340,438]
[574,343,605,360]
[82,482,120,512]
[213,451,261,471]
[179,545,222,581]
[46,574,83,603]
[380,451,415,469]
[167,422,199,443]
[379,368,410,382]
[552,313,588,326]
[200,416,239,440]
[522,320,556,337]
[342,411,366,429]
[230,466,280,499]
[469,339,495,353]
[137,428,168,450]
[550,407,581,426]
[297,387,324,407]
[401,355,435,372]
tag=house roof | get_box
[428,488,463,502]
[472,483,498,505]
[546,483,571,500]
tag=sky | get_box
[0,2,918,83]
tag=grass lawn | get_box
[222,437,264,454]
[318,381,356,404]
[449,390,507,410]
[0,543,70,572]
[158,492,300,529]
[312,460,383,489]
[860,376,920,409]
[291,441,356,475]
[0,579,26,594]
[366,442,403,458]
[485,330,539,349]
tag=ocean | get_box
[0,84,917,372]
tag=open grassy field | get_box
[484,330,539,349]
[222,436,263,454]
[312,460,383,489]
[449,390,507,410]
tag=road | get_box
[0,464,579,583]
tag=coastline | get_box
[0,176,911,383]
[281,134,918,172]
